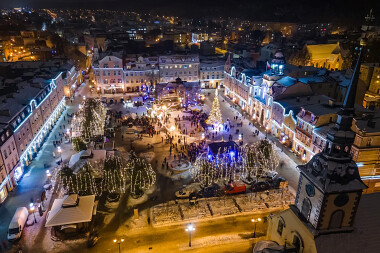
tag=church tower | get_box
[294,39,368,232]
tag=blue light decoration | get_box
[229,151,235,159]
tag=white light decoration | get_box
[206,89,223,127]
[71,98,107,141]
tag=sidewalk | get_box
[221,93,302,166]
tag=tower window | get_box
[301,198,312,221]
[329,210,344,229]
[277,219,284,236]
[293,235,302,253]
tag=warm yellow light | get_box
[113,239,117,243]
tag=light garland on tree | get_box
[71,98,107,142]
[191,148,240,187]
[206,89,223,127]
[126,152,156,197]
[241,140,280,182]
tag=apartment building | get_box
[0,60,71,203]
[351,116,380,193]
[158,55,199,83]
[199,61,224,88]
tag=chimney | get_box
[307,96,310,101]
[296,97,300,102]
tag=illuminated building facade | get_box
[0,69,66,202]
[361,63,380,109]
[305,43,344,70]
[158,55,199,83]
[0,125,19,204]
[200,61,224,88]
[351,116,380,193]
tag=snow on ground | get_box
[207,197,239,217]
[151,190,294,226]
[152,201,182,225]
[179,201,211,221]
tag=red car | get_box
[224,182,246,194]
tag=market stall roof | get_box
[45,194,95,227]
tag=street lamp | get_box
[29,203,37,223]
[281,137,286,151]
[57,146,62,162]
[185,223,195,247]
[113,238,125,253]
[251,218,262,238]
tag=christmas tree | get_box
[206,89,223,126]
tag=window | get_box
[293,235,302,253]
[277,219,284,236]
[301,198,312,220]
[329,210,344,229]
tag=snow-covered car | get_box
[175,190,193,199]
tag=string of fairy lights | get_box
[191,140,280,187]
[71,98,107,141]
[57,153,156,197]
[206,89,223,127]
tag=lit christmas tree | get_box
[241,140,279,182]
[71,98,107,142]
[126,151,156,198]
[191,150,238,187]
[206,89,223,127]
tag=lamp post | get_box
[29,203,37,223]
[281,137,286,152]
[251,217,262,238]
[185,223,195,247]
[170,125,175,143]
[113,238,124,253]
[57,146,62,162]
[46,169,52,183]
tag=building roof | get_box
[45,194,95,227]
[276,76,297,87]
[306,43,340,60]
[353,117,380,133]
[298,154,367,193]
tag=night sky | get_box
[0,0,379,24]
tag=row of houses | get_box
[92,54,225,94]
[0,60,82,204]
[223,52,380,193]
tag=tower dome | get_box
[270,50,285,75]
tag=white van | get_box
[7,207,28,241]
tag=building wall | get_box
[159,55,200,83]
[267,209,317,253]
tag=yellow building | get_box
[305,43,343,70]
[361,63,380,109]
[351,116,380,193]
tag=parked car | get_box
[8,207,28,241]
[107,193,120,203]
[271,176,286,189]
[224,181,246,195]
[252,181,271,192]
[198,184,221,198]
[175,190,193,199]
